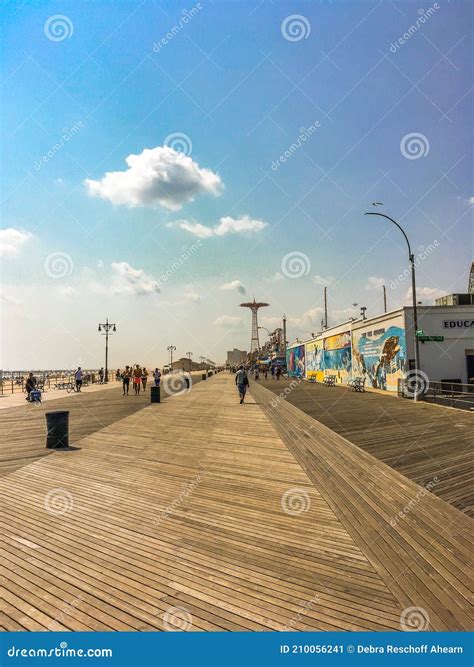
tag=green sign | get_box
[416,330,424,337]
[418,335,444,342]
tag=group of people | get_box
[117,366,162,396]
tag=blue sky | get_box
[1,0,472,368]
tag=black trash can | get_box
[184,378,190,389]
[150,385,161,403]
[202,373,206,381]
[46,411,69,449]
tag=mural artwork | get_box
[305,339,324,381]
[323,331,352,384]
[352,318,406,391]
[287,344,305,378]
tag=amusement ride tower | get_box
[240,298,269,353]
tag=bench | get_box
[54,381,73,391]
[324,375,337,387]
[348,376,366,392]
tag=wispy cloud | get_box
[213,315,243,329]
[111,261,160,296]
[366,276,385,290]
[177,215,267,238]
[85,146,222,211]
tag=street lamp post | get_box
[186,351,193,372]
[97,318,116,383]
[364,211,420,399]
[167,345,176,369]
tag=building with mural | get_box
[286,343,305,378]
[300,305,474,391]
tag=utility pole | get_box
[97,318,116,383]
[324,287,328,329]
[167,345,176,368]
[383,285,387,313]
[282,314,287,355]
[186,351,193,372]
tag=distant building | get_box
[171,358,201,372]
[435,263,474,306]
[226,348,247,366]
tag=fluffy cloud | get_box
[221,280,246,295]
[0,228,33,257]
[213,315,243,329]
[406,286,444,303]
[111,261,160,296]
[85,146,222,211]
[178,215,267,238]
[184,285,201,302]
[366,276,385,290]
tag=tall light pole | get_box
[323,287,328,329]
[167,345,176,369]
[97,318,116,383]
[186,351,193,372]
[383,285,387,313]
[365,210,420,399]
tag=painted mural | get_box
[352,318,406,391]
[323,331,352,384]
[287,344,305,378]
[305,339,324,381]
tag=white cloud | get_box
[85,146,222,211]
[0,228,33,257]
[184,284,201,302]
[221,280,246,295]
[213,315,243,329]
[288,307,325,329]
[366,276,385,290]
[56,286,77,300]
[178,215,267,238]
[467,196,474,205]
[111,261,160,296]
[265,272,285,283]
[406,286,444,303]
[312,274,333,286]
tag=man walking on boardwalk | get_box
[235,365,249,404]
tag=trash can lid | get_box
[45,410,69,416]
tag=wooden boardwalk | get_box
[0,374,471,631]
[260,379,474,517]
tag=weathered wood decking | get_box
[260,378,474,516]
[0,373,472,631]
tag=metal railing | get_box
[0,372,119,396]
[398,378,474,410]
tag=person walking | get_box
[276,366,281,380]
[271,365,275,379]
[133,365,142,395]
[74,367,83,392]
[98,367,105,384]
[153,368,161,387]
[122,366,131,395]
[141,367,148,391]
[235,365,249,404]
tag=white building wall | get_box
[404,306,474,383]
